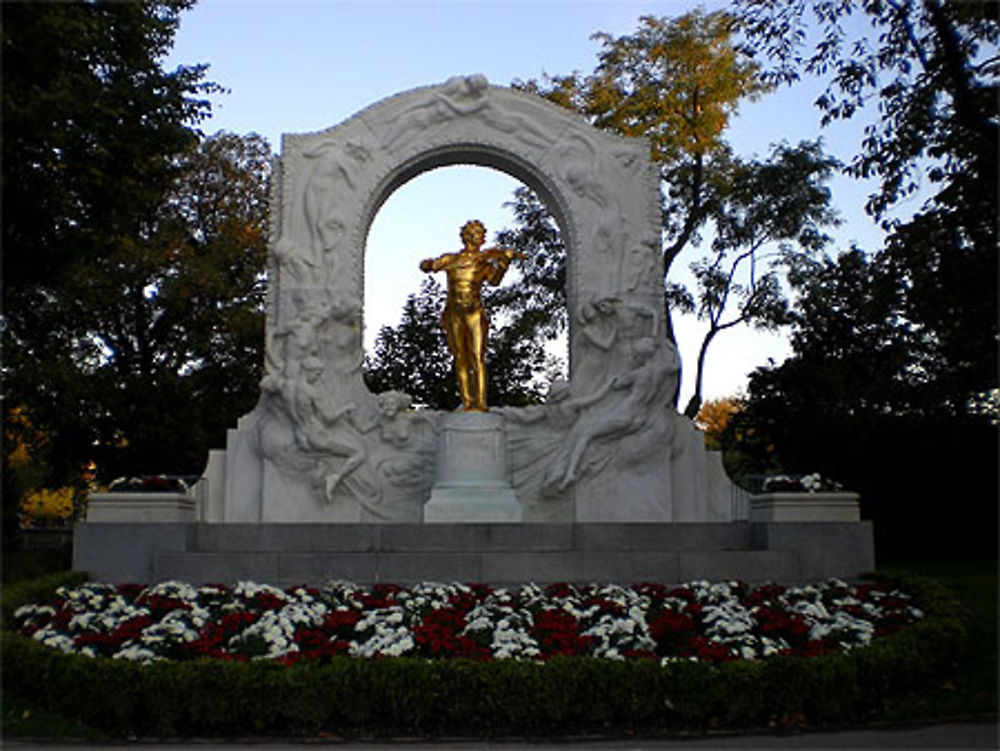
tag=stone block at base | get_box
[423,487,522,523]
[424,412,522,523]
[86,493,197,523]
[73,521,875,585]
[749,492,860,522]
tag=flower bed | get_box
[1,573,964,738]
[13,578,923,666]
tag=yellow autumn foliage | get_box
[20,487,75,526]
[5,405,47,470]
[695,397,742,450]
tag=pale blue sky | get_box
[165,0,901,403]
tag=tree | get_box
[694,397,742,450]
[4,131,270,493]
[364,279,458,410]
[729,247,997,558]
[682,140,839,416]
[735,0,997,220]
[2,1,215,292]
[2,1,224,513]
[517,10,771,346]
[734,0,999,409]
[513,12,845,409]
[492,186,569,346]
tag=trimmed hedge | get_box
[1,574,965,738]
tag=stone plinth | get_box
[72,521,876,585]
[749,492,861,523]
[86,493,197,523]
[423,412,521,523]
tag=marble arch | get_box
[270,74,664,377]
[206,76,735,524]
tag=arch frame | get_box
[268,75,666,386]
[214,76,722,525]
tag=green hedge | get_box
[2,570,88,631]
[1,574,966,738]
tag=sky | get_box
[164,0,900,406]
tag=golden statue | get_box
[420,220,524,412]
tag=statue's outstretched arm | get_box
[420,253,452,273]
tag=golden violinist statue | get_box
[419,220,524,412]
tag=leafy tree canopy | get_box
[2,2,271,513]
[518,10,771,294]
[734,0,999,412]
[734,0,998,222]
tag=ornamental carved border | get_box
[267,74,665,393]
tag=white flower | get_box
[114,645,160,664]
[38,633,76,653]
[15,604,54,620]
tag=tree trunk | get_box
[683,327,717,419]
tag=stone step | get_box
[153,548,800,587]
[192,522,754,554]
[76,521,873,585]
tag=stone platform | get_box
[72,521,875,586]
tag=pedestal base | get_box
[423,412,522,524]
[86,492,197,523]
[424,486,522,523]
[72,521,876,585]
[749,492,860,522]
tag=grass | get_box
[1,551,995,740]
[877,557,998,722]
[2,694,104,742]
[2,547,72,584]
[2,549,105,741]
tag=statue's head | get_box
[460,220,486,247]
[302,356,324,381]
[376,390,412,416]
[633,337,656,363]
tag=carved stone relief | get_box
[208,76,734,524]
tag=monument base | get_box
[423,412,522,524]
[86,492,197,523]
[749,492,861,522]
[72,521,876,586]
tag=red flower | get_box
[683,602,704,617]
[109,615,153,642]
[544,583,577,599]
[667,586,696,602]
[414,606,488,659]
[135,593,192,617]
[115,583,145,601]
[649,609,697,655]
[684,636,733,663]
[253,592,286,611]
[743,584,786,607]
[323,609,362,637]
[531,608,592,659]
[649,609,696,638]
[756,608,810,642]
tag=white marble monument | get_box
[201,75,739,524]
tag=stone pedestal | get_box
[749,492,861,522]
[86,492,198,523]
[423,412,522,523]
